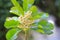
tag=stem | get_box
[25,31,27,40]
[25,29,30,40]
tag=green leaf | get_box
[11,0,24,15]
[23,0,34,12]
[29,0,34,4]
[30,6,38,13]
[31,20,54,35]
[31,27,44,34]
[29,6,40,20]
[38,20,54,30]
[37,20,54,34]
[4,17,20,29]
[36,28,53,35]
[23,0,28,12]
[44,30,53,35]
[30,6,49,20]
[38,25,43,29]
[40,13,49,19]
[6,28,21,40]
[10,7,21,16]
[30,12,49,20]
[36,29,45,34]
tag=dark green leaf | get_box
[44,30,53,35]
[31,20,54,35]
[38,20,54,30]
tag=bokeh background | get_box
[0,0,60,40]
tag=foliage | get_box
[0,0,22,39]
[34,0,60,26]
[4,0,54,40]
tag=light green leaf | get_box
[30,6,38,13]
[10,7,21,16]
[6,28,21,40]
[30,12,49,20]
[31,27,44,34]
[23,0,28,12]
[38,25,43,29]
[23,0,34,12]
[11,0,24,15]
[29,0,34,4]
[4,17,20,29]
[29,6,40,20]
[36,29,45,34]
[30,6,49,20]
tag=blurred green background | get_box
[0,0,60,40]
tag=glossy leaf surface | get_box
[4,17,20,29]
[23,0,34,12]
[11,0,24,15]
[31,20,54,35]
[6,28,21,40]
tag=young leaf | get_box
[6,28,21,40]
[10,7,21,16]
[30,6,38,13]
[36,29,45,34]
[11,0,24,15]
[30,5,49,20]
[23,0,28,12]
[29,0,34,4]
[29,6,40,20]
[4,17,20,29]
[23,0,34,12]
[30,6,48,20]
